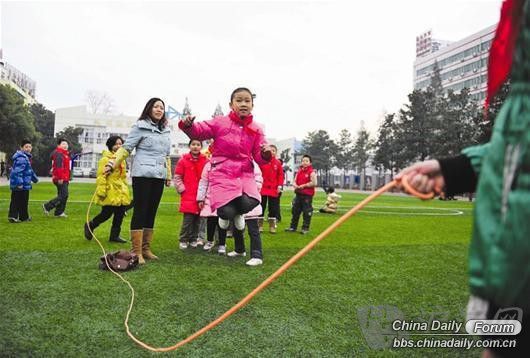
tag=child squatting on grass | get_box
[173,139,208,249]
[178,87,273,233]
[8,139,39,223]
[397,1,529,356]
[84,136,131,244]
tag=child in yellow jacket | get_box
[84,136,131,243]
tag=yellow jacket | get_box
[95,150,131,206]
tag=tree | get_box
[480,78,511,143]
[373,113,399,176]
[0,84,36,155]
[85,90,114,115]
[352,123,374,189]
[334,129,355,172]
[29,103,57,175]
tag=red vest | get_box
[51,147,71,183]
[174,153,208,214]
[259,157,284,197]
[295,165,315,196]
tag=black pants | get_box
[131,177,164,230]
[290,194,313,230]
[207,216,227,244]
[179,213,200,243]
[217,194,259,220]
[44,182,69,216]
[8,190,30,221]
[233,219,262,259]
[90,206,126,239]
[261,195,280,220]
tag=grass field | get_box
[0,182,478,357]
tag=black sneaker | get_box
[109,236,127,243]
[84,223,93,240]
[8,217,20,223]
[19,217,32,222]
[284,227,296,232]
[300,229,309,235]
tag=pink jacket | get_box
[179,111,270,211]
[197,162,216,217]
[197,162,263,218]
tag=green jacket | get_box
[461,2,530,309]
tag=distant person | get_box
[8,140,39,223]
[43,138,71,218]
[179,87,273,232]
[259,144,284,233]
[84,136,130,243]
[396,1,529,356]
[104,97,172,264]
[0,160,5,177]
[285,154,317,234]
[319,186,341,214]
[174,139,208,249]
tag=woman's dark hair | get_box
[57,138,68,145]
[106,135,124,151]
[139,97,167,130]
[302,154,312,163]
[20,139,31,147]
[188,139,202,147]
[230,87,255,103]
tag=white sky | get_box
[2,0,501,141]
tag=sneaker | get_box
[246,258,263,266]
[20,217,32,222]
[227,251,246,257]
[42,203,49,216]
[203,241,215,251]
[55,213,68,218]
[189,241,198,248]
[8,217,20,223]
[284,227,296,232]
[219,218,230,229]
[84,223,93,240]
[109,236,127,243]
[196,239,205,246]
[179,242,188,250]
[234,214,245,230]
[217,245,226,255]
[300,229,309,235]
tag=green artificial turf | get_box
[0,182,479,357]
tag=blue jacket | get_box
[116,119,171,179]
[9,150,38,191]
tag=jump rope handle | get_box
[398,175,439,200]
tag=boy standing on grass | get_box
[285,154,317,235]
[8,140,39,223]
[42,138,71,218]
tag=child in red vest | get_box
[43,138,71,218]
[259,144,284,233]
[174,139,208,249]
[285,154,317,234]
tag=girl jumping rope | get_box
[178,87,273,232]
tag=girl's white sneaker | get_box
[217,245,226,255]
[218,218,230,229]
[246,258,263,266]
[234,215,245,230]
[227,251,246,257]
[203,241,215,251]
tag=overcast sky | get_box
[2,0,501,140]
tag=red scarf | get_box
[485,0,524,111]
[228,111,257,135]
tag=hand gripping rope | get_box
[85,175,436,352]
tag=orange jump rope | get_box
[86,175,435,352]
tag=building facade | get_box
[413,25,496,102]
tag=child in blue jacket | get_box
[8,140,39,222]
